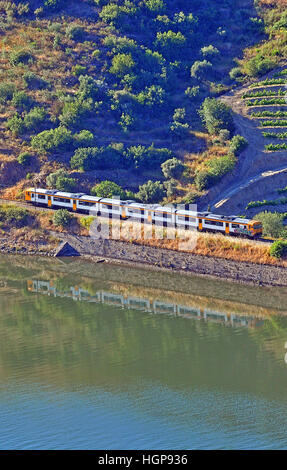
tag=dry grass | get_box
[80,216,287,267]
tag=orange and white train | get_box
[25,187,263,238]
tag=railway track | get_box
[0,197,274,244]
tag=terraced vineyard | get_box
[203,65,287,216]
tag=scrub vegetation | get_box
[0,0,263,206]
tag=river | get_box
[0,255,287,450]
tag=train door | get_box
[198,218,202,231]
[47,196,52,207]
[225,222,230,235]
[73,199,77,211]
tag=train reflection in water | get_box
[27,279,265,329]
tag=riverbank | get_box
[1,231,287,287]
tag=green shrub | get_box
[17,152,32,166]
[270,240,287,259]
[91,180,125,199]
[127,144,172,171]
[73,130,94,148]
[23,72,49,90]
[194,169,215,191]
[200,45,219,59]
[53,209,72,227]
[190,60,212,80]
[23,107,48,132]
[70,147,101,171]
[229,67,243,81]
[0,206,29,227]
[199,98,235,135]
[136,180,166,203]
[244,56,276,78]
[206,153,236,176]
[6,114,26,136]
[80,216,96,230]
[161,158,184,179]
[218,129,230,142]
[72,65,87,76]
[11,91,33,111]
[230,135,248,156]
[0,83,16,104]
[44,0,66,11]
[59,98,93,127]
[46,169,76,191]
[65,24,85,41]
[10,49,34,66]
[185,86,200,100]
[110,53,135,77]
[256,211,285,238]
[31,127,73,153]
[164,179,177,198]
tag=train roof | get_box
[78,195,101,202]
[100,197,123,205]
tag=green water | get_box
[1,255,287,449]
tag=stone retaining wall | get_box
[61,234,287,287]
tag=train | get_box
[25,187,263,238]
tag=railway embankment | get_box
[48,234,287,287]
[0,227,286,287]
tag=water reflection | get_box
[27,279,265,330]
[1,255,287,448]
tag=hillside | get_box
[0,0,262,205]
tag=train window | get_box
[102,204,113,210]
[231,224,238,228]
[130,209,144,215]
[205,220,224,227]
[78,201,95,207]
[53,197,70,203]
[37,195,46,200]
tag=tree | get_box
[200,45,219,59]
[161,158,184,179]
[110,53,135,77]
[270,240,287,258]
[256,211,286,238]
[53,209,72,227]
[199,98,235,135]
[190,60,212,80]
[136,180,165,203]
[91,181,125,199]
[46,169,76,191]
[31,127,73,153]
[155,30,186,59]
